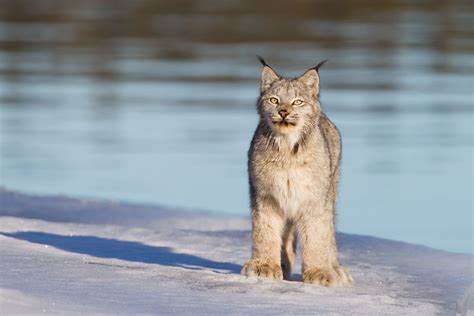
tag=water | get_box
[0,1,472,254]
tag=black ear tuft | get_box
[257,55,269,67]
[313,60,328,72]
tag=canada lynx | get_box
[241,57,352,287]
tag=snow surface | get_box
[0,188,472,315]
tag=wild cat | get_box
[241,57,353,287]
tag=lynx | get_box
[241,57,353,287]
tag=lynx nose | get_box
[278,109,289,119]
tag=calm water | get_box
[0,1,472,253]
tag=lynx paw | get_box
[303,266,352,287]
[303,267,337,286]
[241,259,283,280]
[333,265,353,285]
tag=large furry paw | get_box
[302,267,337,286]
[241,259,283,280]
[333,265,353,285]
[302,266,353,287]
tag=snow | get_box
[0,187,472,315]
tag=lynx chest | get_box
[255,152,330,217]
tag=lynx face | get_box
[257,63,323,136]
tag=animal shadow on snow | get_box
[1,231,241,274]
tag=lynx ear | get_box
[257,56,280,92]
[299,60,327,97]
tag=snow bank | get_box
[0,188,472,315]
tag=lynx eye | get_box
[292,99,303,106]
[269,97,279,105]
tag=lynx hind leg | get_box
[281,224,296,281]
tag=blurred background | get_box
[0,0,472,253]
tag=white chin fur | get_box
[273,127,301,151]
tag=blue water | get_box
[0,1,472,253]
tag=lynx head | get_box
[257,56,326,137]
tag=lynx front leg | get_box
[299,207,352,287]
[241,198,284,280]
